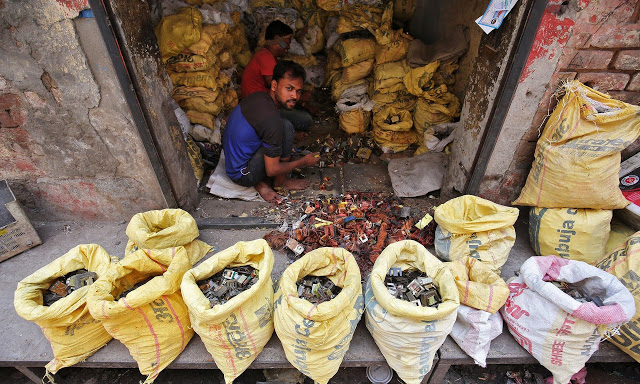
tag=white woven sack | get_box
[500,256,635,384]
[450,305,502,368]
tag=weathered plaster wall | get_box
[0,0,167,220]
[478,0,640,205]
[441,0,531,198]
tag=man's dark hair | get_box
[273,60,306,83]
[265,20,293,40]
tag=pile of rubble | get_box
[296,276,342,304]
[197,266,259,307]
[262,192,436,275]
[43,269,97,305]
[385,268,441,307]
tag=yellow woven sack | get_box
[274,247,364,384]
[331,77,367,100]
[434,59,459,86]
[333,38,375,67]
[173,87,222,115]
[404,61,439,97]
[285,54,319,68]
[155,7,202,62]
[87,247,193,383]
[444,256,509,313]
[339,109,371,134]
[337,2,393,45]
[529,207,612,264]
[434,195,519,273]
[372,126,418,152]
[251,0,287,7]
[125,209,212,266]
[186,110,215,130]
[413,96,460,131]
[185,135,205,183]
[166,49,217,72]
[375,29,413,65]
[394,0,417,22]
[14,244,113,376]
[234,49,253,68]
[316,0,341,11]
[605,219,635,254]
[188,23,229,56]
[513,81,640,209]
[595,231,640,362]
[373,105,413,132]
[374,60,410,93]
[365,240,459,384]
[181,239,274,384]
[168,67,219,89]
[371,90,417,113]
[327,49,342,70]
[222,88,239,111]
[342,58,374,84]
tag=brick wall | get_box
[478,0,640,205]
[538,0,640,159]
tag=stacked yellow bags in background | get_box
[404,60,460,155]
[155,6,250,183]
[515,81,640,265]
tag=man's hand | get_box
[301,153,320,167]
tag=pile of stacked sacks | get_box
[154,2,252,183]
[323,0,461,154]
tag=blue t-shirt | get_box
[222,92,283,180]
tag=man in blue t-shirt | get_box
[222,60,319,203]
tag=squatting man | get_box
[222,60,319,203]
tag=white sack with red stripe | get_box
[181,239,275,384]
[450,305,503,367]
[87,247,194,383]
[500,256,635,384]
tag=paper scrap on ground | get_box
[388,152,447,198]
[415,213,433,230]
[206,150,264,201]
[476,0,519,34]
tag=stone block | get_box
[628,73,640,92]
[608,91,640,105]
[578,72,630,91]
[614,50,640,70]
[591,24,640,49]
[0,93,21,110]
[568,50,613,70]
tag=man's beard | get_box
[276,93,296,110]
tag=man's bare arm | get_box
[264,153,319,177]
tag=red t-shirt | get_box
[241,48,277,98]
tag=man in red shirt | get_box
[241,20,314,134]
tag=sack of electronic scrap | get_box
[365,240,459,384]
[181,239,275,384]
[274,247,364,384]
[14,244,113,377]
[87,246,196,383]
[500,255,635,384]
